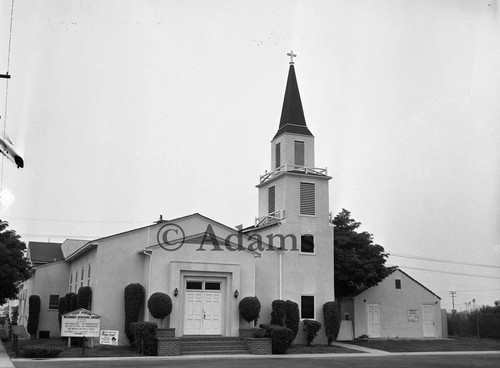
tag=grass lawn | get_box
[5,337,142,358]
[287,344,358,354]
[347,337,500,352]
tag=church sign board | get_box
[61,308,101,337]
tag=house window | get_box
[395,279,401,289]
[300,235,314,253]
[301,295,315,319]
[275,143,281,168]
[69,273,73,292]
[300,182,315,215]
[48,295,59,310]
[268,186,276,214]
[294,141,305,166]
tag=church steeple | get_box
[273,53,313,140]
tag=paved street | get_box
[11,353,500,368]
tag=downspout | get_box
[143,227,152,321]
[278,250,282,300]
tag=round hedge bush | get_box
[239,296,261,323]
[147,292,172,320]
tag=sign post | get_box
[61,308,101,354]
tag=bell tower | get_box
[250,53,334,344]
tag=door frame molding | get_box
[180,272,229,336]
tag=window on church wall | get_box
[395,279,401,289]
[301,295,315,319]
[268,186,276,214]
[294,141,305,166]
[48,295,59,310]
[87,264,91,286]
[300,235,315,253]
[300,182,315,215]
[275,143,281,168]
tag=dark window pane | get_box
[301,235,314,253]
[186,281,203,290]
[205,282,221,290]
[301,295,314,319]
[276,143,281,168]
[49,295,59,310]
[395,279,401,289]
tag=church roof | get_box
[273,64,313,140]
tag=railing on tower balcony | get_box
[255,209,285,228]
[260,164,328,184]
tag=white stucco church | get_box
[18,55,336,345]
[17,55,444,346]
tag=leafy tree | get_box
[332,209,395,299]
[0,220,31,304]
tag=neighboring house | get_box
[18,240,83,337]
[18,60,336,345]
[341,268,443,339]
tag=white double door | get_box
[184,291,222,335]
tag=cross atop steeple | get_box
[287,50,297,64]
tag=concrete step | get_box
[180,336,249,355]
[182,350,250,355]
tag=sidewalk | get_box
[0,341,15,368]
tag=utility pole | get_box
[450,291,457,336]
[450,291,457,313]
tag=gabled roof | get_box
[27,241,63,264]
[273,64,313,140]
[66,213,263,261]
[354,268,441,300]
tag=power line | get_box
[398,265,500,280]
[389,252,500,269]
[9,216,150,224]
[19,233,98,240]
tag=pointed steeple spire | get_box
[273,53,313,140]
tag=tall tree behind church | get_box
[332,209,395,299]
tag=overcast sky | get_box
[0,0,499,311]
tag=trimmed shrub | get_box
[65,293,76,312]
[285,300,300,343]
[18,347,62,358]
[27,295,41,336]
[131,322,157,356]
[239,296,261,325]
[270,300,286,326]
[323,301,341,345]
[124,283,145,343]
[147,292,172,326]
[58,297,66,328]
[303,319,322,346]
[77,286,92,310]
[259,324,294,354]
[70,293,78,312]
